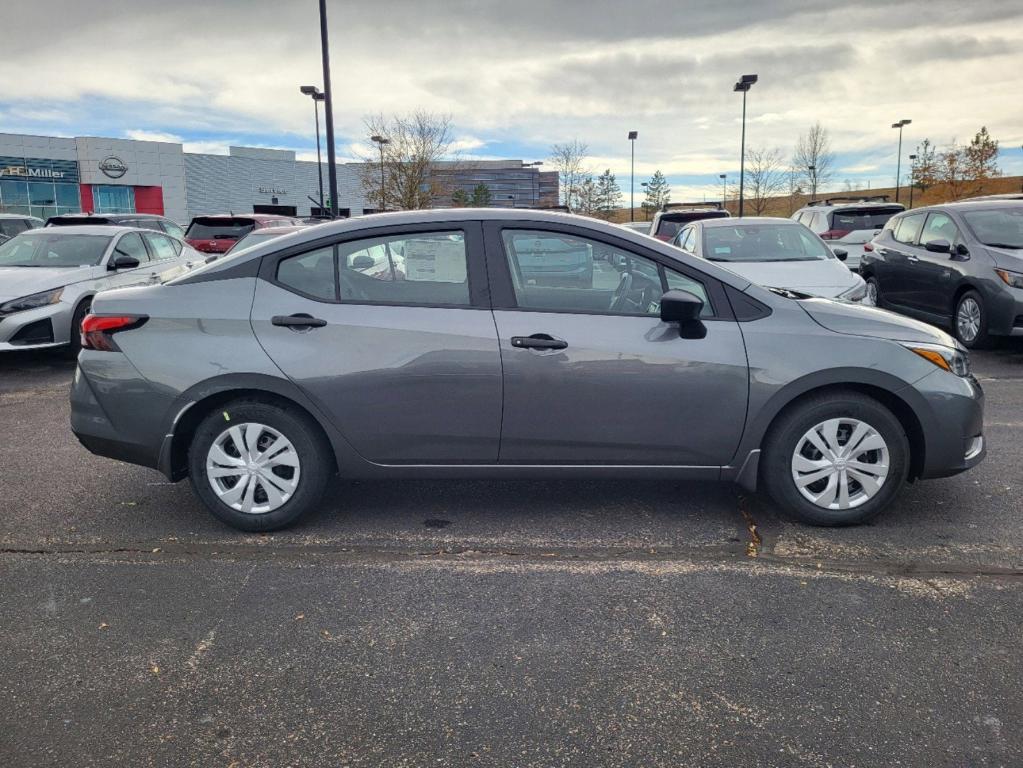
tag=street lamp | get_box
[628,131,638,222]
[892,119,912,203]
[315,0,339,218]
[370,135,390,212]
[719,174,726,209]
[523,161,543,206]
[733,74,758,217]
[299,85,325,214]
[912,153,920,208]
[808,163,817,201]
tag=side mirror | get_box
[955,242,970,258]
[108,252,140,270]
[833,248,848,261]
[660,289,707,339]
[924,239,951,254]
[351,254,375,270]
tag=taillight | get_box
[819,229,850,240]
[81,314,148,352]
[863,243,874,252]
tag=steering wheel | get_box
[609,271,634,312]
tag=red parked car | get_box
[184,214,298,256]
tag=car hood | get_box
[0,265,106,301]
[799,295,958,346]
[713,259,857,297]
[986,245,1023,270]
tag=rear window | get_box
[655,210,728,238]
[47,216,113,226]
[829,207,904,232]
[0,219,29,238]
[185,218,256,241]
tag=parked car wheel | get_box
[953,290,989,349]
[864,276,880,308]
[188,400,332,531]
[64,298,92,358]
[761,391,909,526]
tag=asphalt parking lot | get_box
[2,342,1022,767]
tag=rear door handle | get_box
[907,255,920,262]
[511,334,568,350]
[272,313,327,329]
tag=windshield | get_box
[0,232,111,267]
[962,207,1023,248]
[703,224,832,262]
[185,218,256,241]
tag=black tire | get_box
[953,289,990,349]
[63,298,92,358]
[760,391,909,526]
[188,399,332,532]
[864,276,880,308]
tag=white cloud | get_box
[125,129,183,143]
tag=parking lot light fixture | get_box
[299,86,325,213]
[317,0,339,218]
[809,164,817,200]
[733,74,758,217]
[628,131,638,222]
[719,174,726,209]
[371,135,390,212]
[892,119,912,203]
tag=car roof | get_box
[178,208,757,291]
[50,212,168,220]
[193,213,294,221]
[244,225,307,235]
[798,199,902,210]
[895,200,1023,214]
[697,216,800,228]
[20,225,138,236]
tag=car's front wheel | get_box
[760,391,909,526]
[188,400,332,531]
[954,290,989,349]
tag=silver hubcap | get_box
[206,423,301,514]
[791,418,889,510]
[864,280,878,307]
[956,297,981,342]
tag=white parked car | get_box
[0,226,202,353]
[671,217,866,301]
[792,198,905,272]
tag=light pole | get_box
[892,118,912,203]
[719,174,726,209]
[317,0,339,218]
[809,163,817,201]
[370,135,390,212]
[628,131,638,222]
[640,181,649,219]
[733,74,758,217]
[523,161,543,207]
[299,85,325,214]
[908,153,918,208]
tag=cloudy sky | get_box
[2,0,1022,200]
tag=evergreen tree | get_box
[470,183,492,207]
[451,189,470,207]
[641,170,671,217]
[594,169,622,220]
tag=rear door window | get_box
[893,214,926,245]
[115,232,149,262]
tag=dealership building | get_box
[0,132,557,224]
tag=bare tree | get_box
[549,139,589,211]
[358,111,457,210]
[792,122,835,199]
[743,146,788,216]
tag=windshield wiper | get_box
[983,242,1022,249]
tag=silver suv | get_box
[70,210,985,532]
[793,197,905,272]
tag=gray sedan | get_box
[70,210,984,531]
[0,226,200,353]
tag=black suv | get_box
[46,212,185,240]
[860,200,1023,347]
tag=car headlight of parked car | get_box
[901,342,970,377]
[994,268,1023,289]
[0,287,64,317]
[838,275,867,302]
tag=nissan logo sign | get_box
[99,156,128,179]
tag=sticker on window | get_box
[403,238,466,283]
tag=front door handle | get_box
[272,313,327,329]
[511,333,568,350]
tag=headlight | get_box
[0,287,64,317]
[901,342,970,377]
[994,268,1023,288]
[838,276,867,302]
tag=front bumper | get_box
[985,284,1023,337]
[0,300,73,351]
[911,369,986,479]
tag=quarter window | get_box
[893,214,925,245]
[919,212,959,247]
[500,229,711,317]
[143,232,179,260]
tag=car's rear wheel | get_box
[761,391,909,526]
[188,400,332,532]
[953,290,989,349]
[864,276,880,307]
